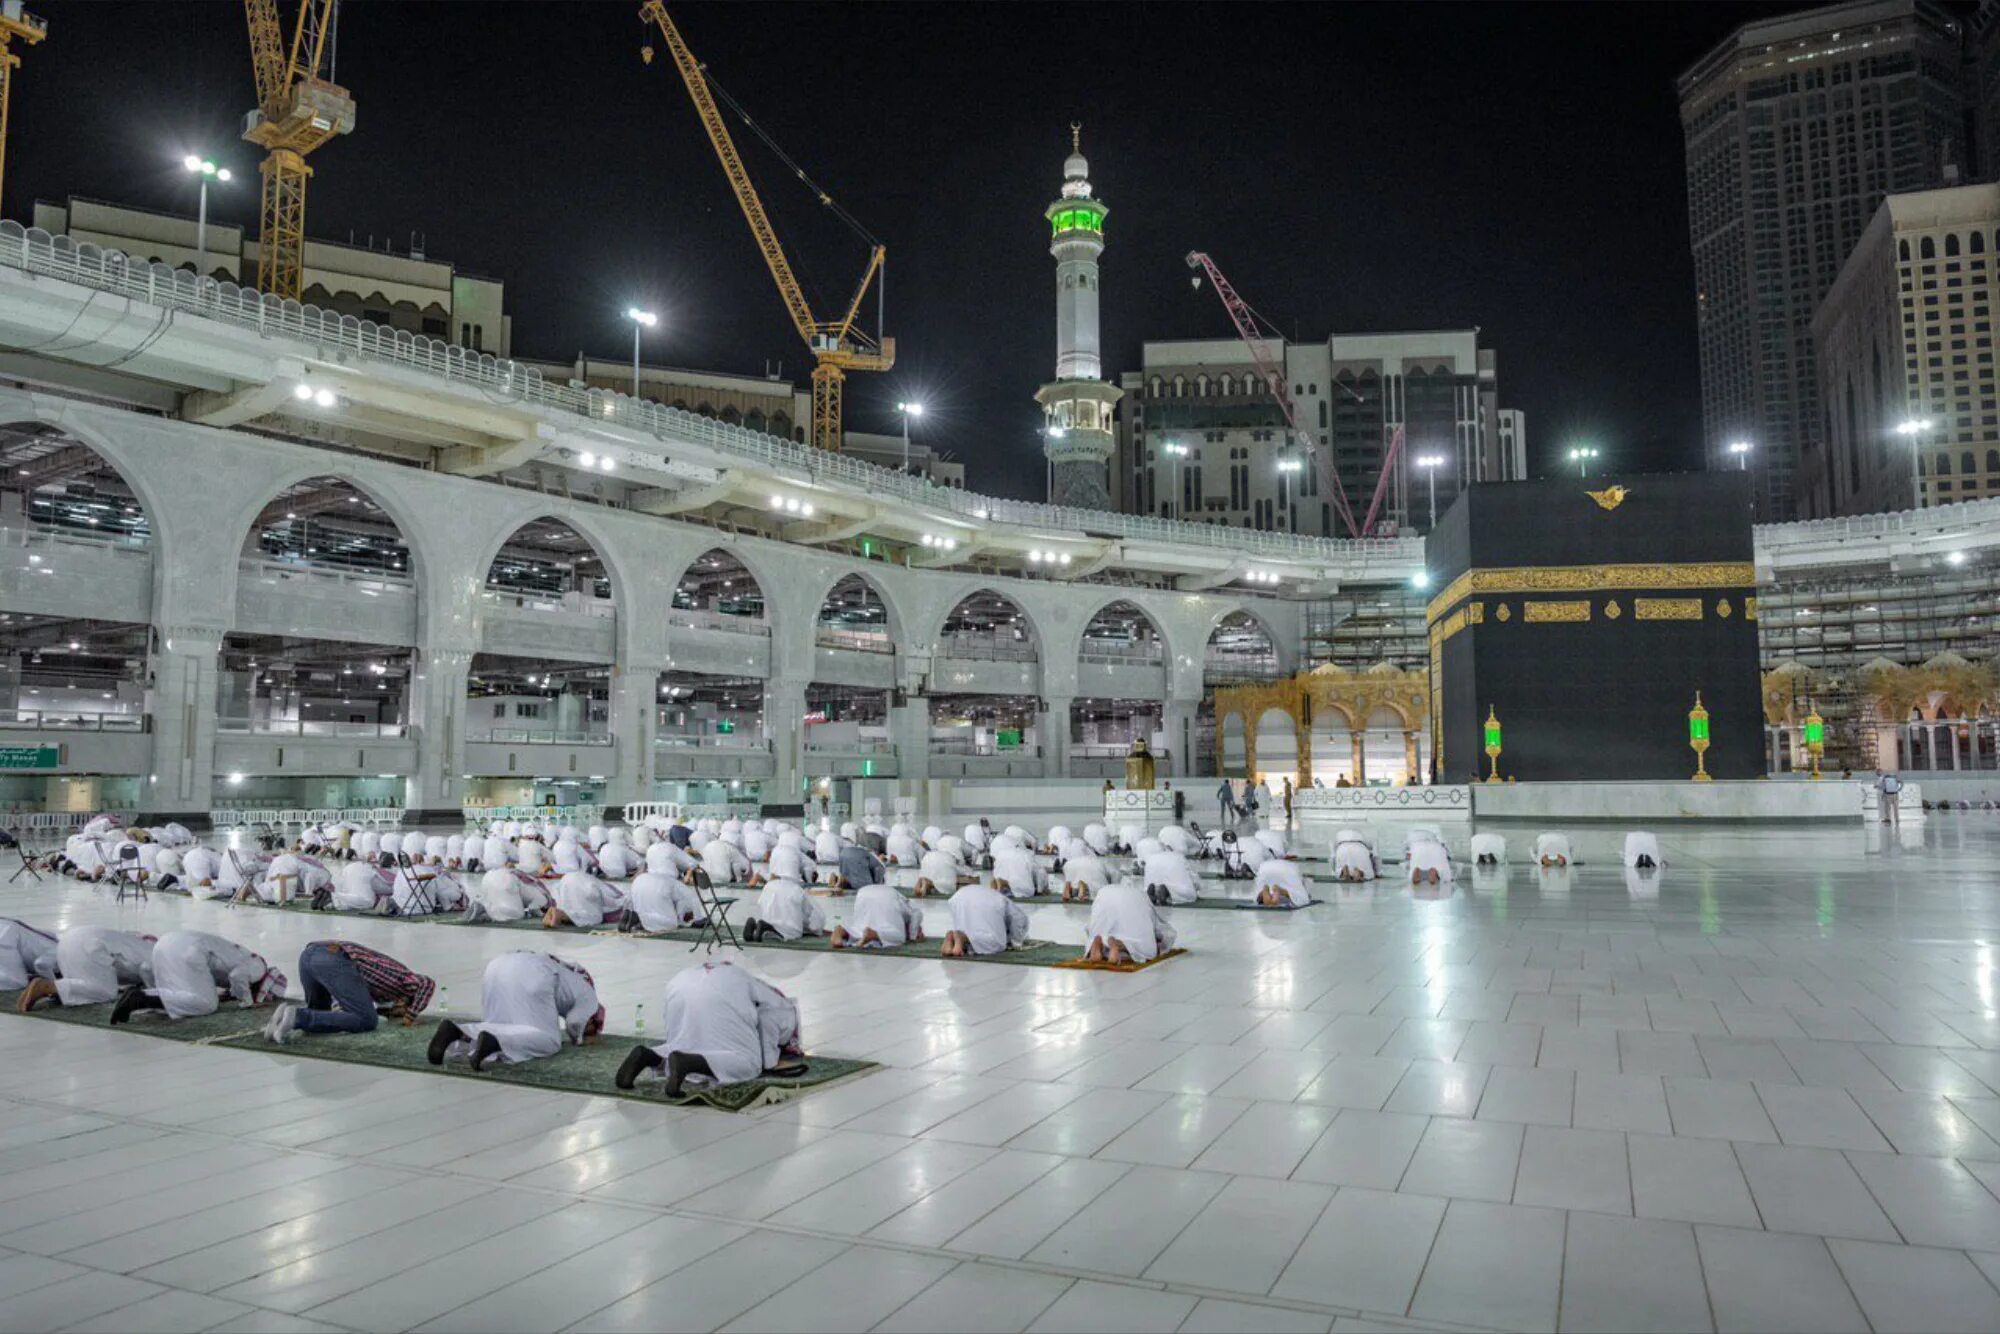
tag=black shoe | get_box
[469,1031,503,1073]
[615,1045,664,1090]
[742,919,763,942]
[310,888,333,911]
[110,985,154,1026]
[428,1018,465,1066]
[664,1050,714,1098]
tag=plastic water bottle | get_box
[438,983,450,1016]
[634,1002,644,1037]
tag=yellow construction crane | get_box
[241,0,355,300]
[0,1,47,216]
[640,3,892,452]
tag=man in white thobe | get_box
[1141,848,1200,906]
[1408,836,1453,886]
[1331,831,1378,882]
[743,877,825,942]
[1253,856,1312,908]
[1469,833,1506,866]
[1085,881,1178,965]
[1082,822,1113,855]
[1534,832,1572,867]
[941,882,1029,957]
[1042,825,1072,856]
[115,930,286,1023]
[615,959,803,1094]
[545,870,627,928]
[914,846,975,898]
[1058,842,1111,903]
[331,861,394,913]
[884,826,920,868]
[830,883,924,949]
[250,851,331,905]
[700,838,751,887]
[630,870,706,932]
[0,919,57,990]
[1158,824,1198,857]
[468,866,550,923]
[428,952,602,1071]
[595,839,643,880]
[990,841,1046,899]
[19,927,155,1010]
[646,838,697,881]
[758,835,812,887]
[393,863,466,916]
[1622,832,1663,869]
[180,846,223,898]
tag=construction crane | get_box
[640,2,892,452]
[241,0,355,300]
[1185,251,1408,538]
[0,1,46,217]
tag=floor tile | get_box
[1627,1132,1761,1228]
[1513,1125,1631,1215]
[1734,1144,1898,1243]
[873,1262,1073,1333]
[1408,1199,1565,1331]
[1290,1110,1430,1190]
[1827,1238,2000,1332]
[1271,1185,1443,1314]
[1024,1280,1197,1334]
[1150,1175,1334,1297]
[1558,1214,1711,1332]
[1398,1114,1523,1203]
[718,1244,955,1333]
[1694,1226,1869,1333]
[1026,1164,1229,1278]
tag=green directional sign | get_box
[0,746,58,769]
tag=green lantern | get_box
[1803,707,1825,780]
[1688,691,1712,782]
[1482,706,1503,784]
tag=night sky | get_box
[7,1,1799,499]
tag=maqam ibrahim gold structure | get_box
[1213,663,1430,788]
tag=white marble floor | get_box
[5,815,2000,1331]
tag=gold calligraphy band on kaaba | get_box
[1425,561,1757,622]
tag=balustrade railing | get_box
[667,606,771,638]
[0,708,146,731]
[465,727,612,745]
[217,718,407,739]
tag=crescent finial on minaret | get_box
[1071,121,1081,153]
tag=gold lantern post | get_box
[1803,705,1825,780]
[1123,736,1157,791]
[1483,706,1503,783]
[1689,691,1712,782]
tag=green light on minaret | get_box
[1051,204,1105,237]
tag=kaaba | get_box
[1425,472,1762,784]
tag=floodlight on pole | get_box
[1727,440,1753,471]
[1163,440,1189,520]
[182,155,232,279]
[1415,453,1445,527]
[1566,445,1600,478]
[897,401,925,473]
[1897,418,1936,507]
[624,307,657,399]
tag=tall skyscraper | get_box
[1036,126,1120,509]
[1678,0,1967,520]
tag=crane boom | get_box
[1185,251,1359,538]
[240,0,354,300]
[640,2,892,451]
[0,2,46,220]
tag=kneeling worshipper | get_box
[111,929,285,1024]
[445,832,468,870]
[17,927,155,1011]
[1084,879,1177,965]
[1157,824,1199,857]
[1407,834,1453,886]
[630,869,706,932]
[135,839,182,890]
[328,860,394,913]
[1331,830,1378,882]
[1470,832,1507,865]
[812,826,844,875]
[552,832,600,877]
[0,919,57,989]
[1254,853,1312,908]
[179,845,224,898]
[646,837,697,881]
[1059,840,1112,903]
[989,838,1046,899]
[740,821,772,865]
[962,818,993,862]
[466,866,551,923]
[427,951,603,1072]
[1132,835,1165,864]
[742,876,826,942]
[914,844,977,898]
[701,836,752,888]
[1042,824,1072,856]
[595,837,643,880]
[1535,832,1573,867]
[1254,827,1288,859]
[941,880,1029,958]
[1082,821,1113,856]
[830,837,887,891]
[544,869,627,928]
[248,850,332,904]
[615,958,803,1093]
[884,824,920,868]
[830,881,924,949]
[214,849,263,901]
[480,831,514,874]
[758,833,813,887]
[1141,845,1201,906]
[1623,831,1663,869]
[265,940,435,1041]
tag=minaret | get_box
[1036,124,1121,510]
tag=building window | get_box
[1946,233,1961,258]
[1922,236,1936,259]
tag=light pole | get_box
[181,155,231,278]
[1277,456,1302,528]
[1163,440,1189,519]
[1566,445,1600,479]
[897,400,924,473]
[1726,440,1753,471]
[1895,418,1934,508]
[624,307,657,399]
[1415,453,1445,527]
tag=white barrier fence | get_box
[209,807,406,831]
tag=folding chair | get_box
[685,866,740,953]
[112,844,147,905]
[8,830,42,883]
[1185,820,1212,861]
[395,852,440,916]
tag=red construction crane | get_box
[1185,251,1407,538]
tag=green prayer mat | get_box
[664,931,1108,968]
[1178,897,1322,911]
[1,990,877,1113]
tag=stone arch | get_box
[932,585,1044,657]
[1219,710,1247,776]
[668,544,772,622]
[1254,706,1297,786]
[811,567,907,647]
[1076,596,1166,664]
[231,463,434,589]
[471,507,632,615]
[1203,602,1289,679]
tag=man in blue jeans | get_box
[261,940,436,1043]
